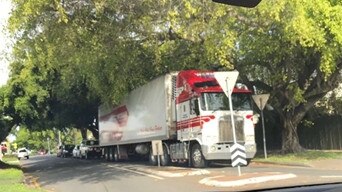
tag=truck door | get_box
[177,99,199,141]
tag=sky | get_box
[0,0,12,86]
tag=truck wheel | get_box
[191,144,207,168]
[105,148,110,161]
[149,149,158,166]
[26,156,29,159]
[109,147,114,161]
[113,147,119,162]
[160,145,170,166]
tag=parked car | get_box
[0,142,7,154]
[79,140,102,159]
[17,148,29,160]
[57,144,75,158]
[38,149,47,155]
[72,145,81,158]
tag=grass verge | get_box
[0,155,44,192]
[253,150,342,165]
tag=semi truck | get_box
[98,70,257,168]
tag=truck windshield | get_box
[200,92,252,111]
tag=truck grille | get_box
[219,116,244,142]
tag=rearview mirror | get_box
[212,0,262,8]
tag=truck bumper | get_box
[202,143,256,160]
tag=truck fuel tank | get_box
[135,144,150,155]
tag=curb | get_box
[251,161,312,168]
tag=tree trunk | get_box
[81,128,87,140]
[88,126,99,140]
[281,114,305,153]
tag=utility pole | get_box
[47,138,51,155]
[58,130,61,146]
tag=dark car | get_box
[57,144,75,158]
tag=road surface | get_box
[20,155,342,192]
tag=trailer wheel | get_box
[149,149,158,166]
[160,144,170,166]
[191,144,207,168]
[109,147,114,161]
[113,147,119,162]
[104,148,110,161]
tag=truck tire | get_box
[113,147,119,162]
[160,144,170,166]
[149,149,158,166]
[191,144,207,168]
[105,148,110,161]
[108,147,113,161]
[149,145,170,166]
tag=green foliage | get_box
[0,86,14,142]
[254,150,342,163]
[234,0,342,152]
[236,0,342,96]
[0,169,22,185]
[14,127,80,152]
[0,168,44,192]
[15,127,57,151]
[4,0,242,134]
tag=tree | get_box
[233,0,342,152]
[15,126,57,152]
[5,0,239,138]
[0,86,14,142]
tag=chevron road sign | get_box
[230,143,247,167]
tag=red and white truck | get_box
[98,70,257,168]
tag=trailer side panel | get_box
[99,75,173,146]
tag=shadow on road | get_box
[21,155,146,188]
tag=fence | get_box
[254,112,342,150]
[298,115,342,150]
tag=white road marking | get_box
[199,173,297,187]
[107,165,164,180]
[134,168,210,178]
[104,163,210,178]
[321,175,342,178]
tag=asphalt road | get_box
[20,155,342,192]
